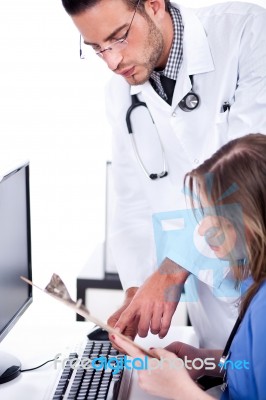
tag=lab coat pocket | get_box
[213,109,230,149]
[216,109,230,124]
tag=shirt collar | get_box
[162,5,184,80]
[149,5,183,100]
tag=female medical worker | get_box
[62,0,266,349]
[113,133,266,400]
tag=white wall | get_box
[0,0,265,298]
[0,0,112,295]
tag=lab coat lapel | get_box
[171,5,215,109]
[178,5,214,75]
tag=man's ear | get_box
[144,0,166,20]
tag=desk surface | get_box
[0,289,198,400]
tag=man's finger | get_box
[107,314,119,328]
[137,307,153,337]
[150,304,164,335]
[114,306,136,332]
[158,304,176,338]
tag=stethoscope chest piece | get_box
[179,91,200,112]
[178,75,200,112]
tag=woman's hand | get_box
[165,341,223,380]
[112,334,215,400]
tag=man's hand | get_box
[113,258,189,339]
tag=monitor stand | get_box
[0,351,21,384]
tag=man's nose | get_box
[102,50,123,71]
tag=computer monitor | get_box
[0,163,32,384]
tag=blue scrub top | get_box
[221,279,266,399]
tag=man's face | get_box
[72,0,165,85]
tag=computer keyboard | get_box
[51,340,132,400]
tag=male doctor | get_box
[61,0,266,348]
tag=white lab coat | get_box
[105,2,266,348]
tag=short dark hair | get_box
[61,0,170,16]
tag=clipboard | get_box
[21,274,155,358]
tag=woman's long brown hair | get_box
[185,133,266,317]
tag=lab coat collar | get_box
[130,4,214,96]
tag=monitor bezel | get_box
[0,162,33,343]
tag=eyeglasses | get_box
[80,0,140,59]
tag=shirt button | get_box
[194,159,199,164]
[172,112,176,117]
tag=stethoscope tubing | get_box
[126,94,168,180]
[126,77,200,180]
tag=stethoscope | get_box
[126,76,200,180]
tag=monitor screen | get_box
[0,163,32,383]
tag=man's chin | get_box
[124,71,150,86]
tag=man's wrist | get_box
[158,258,190,283]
